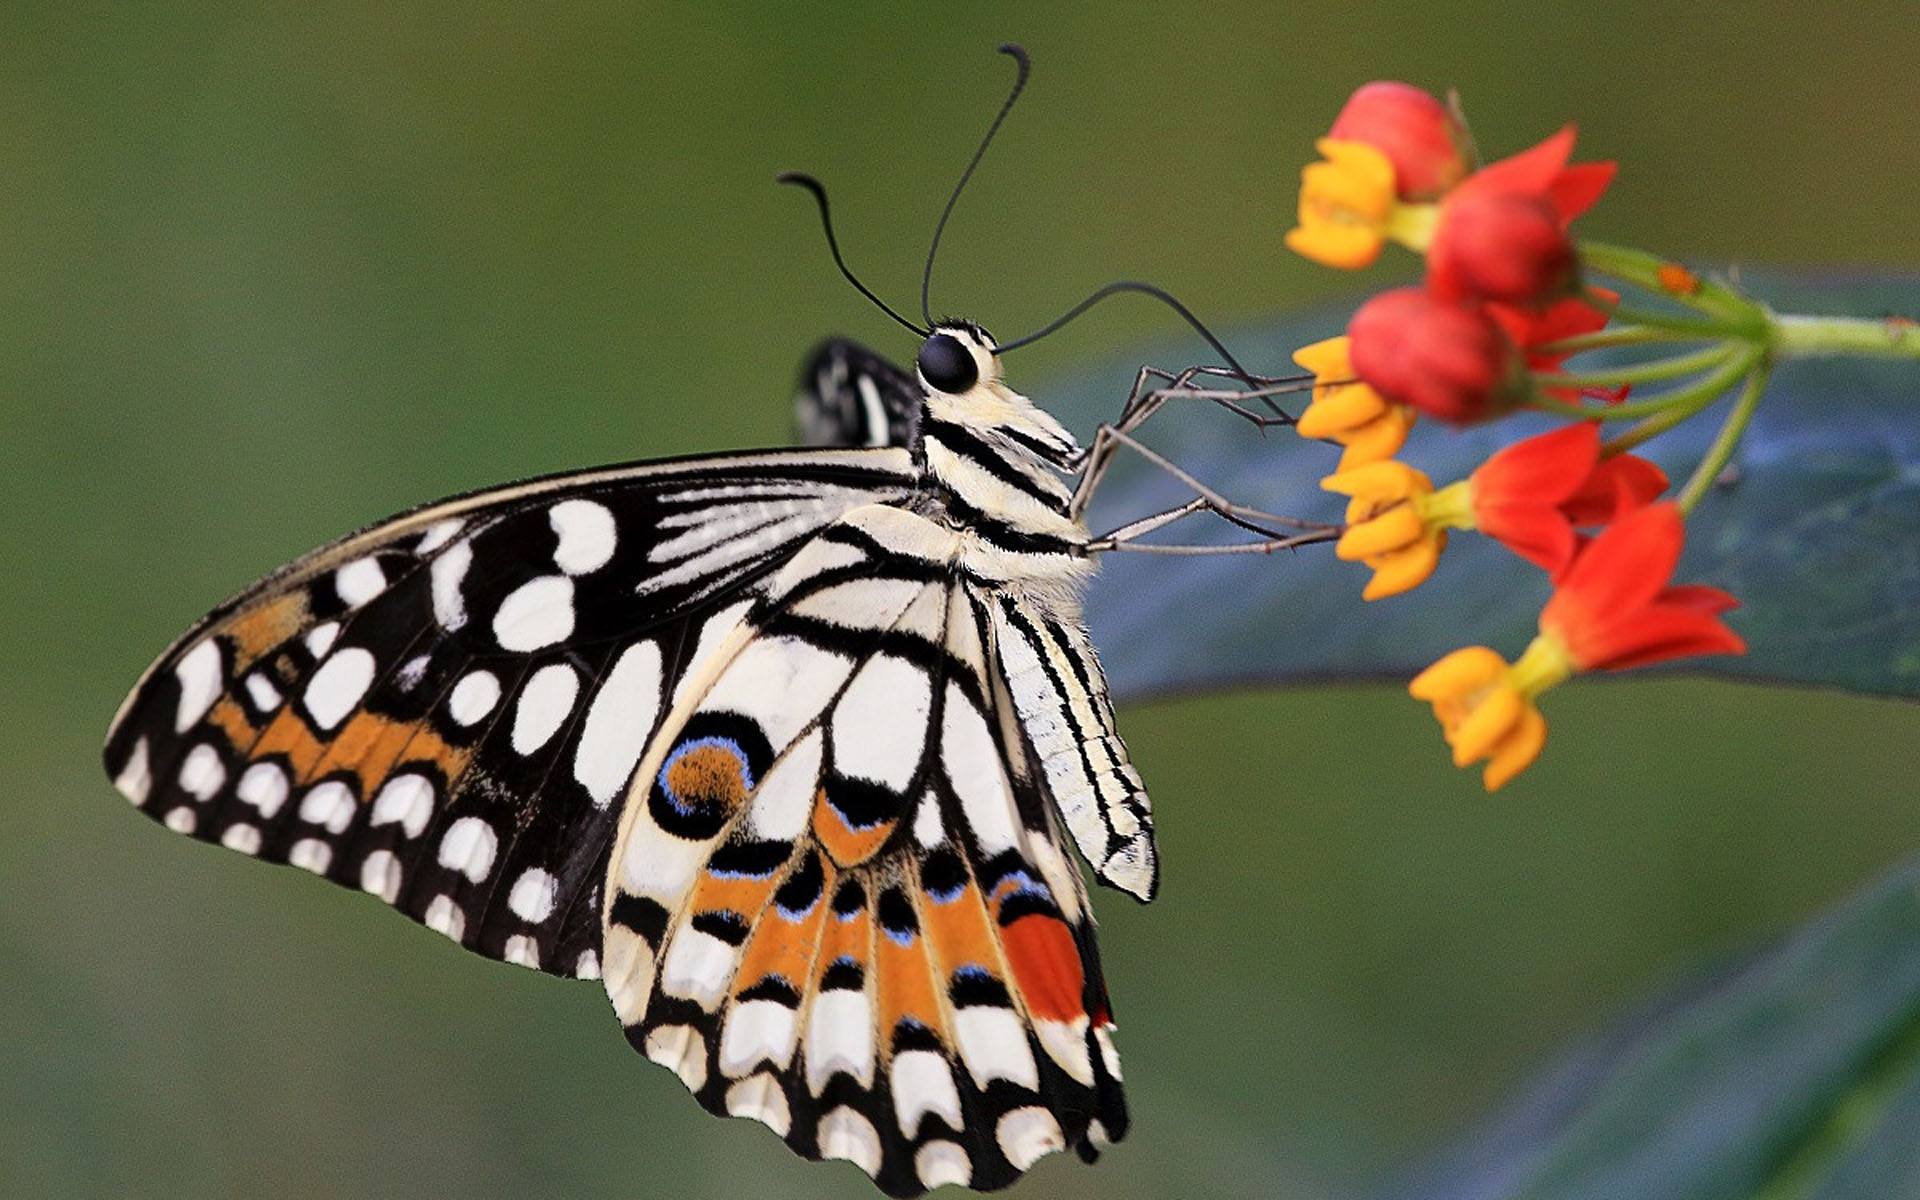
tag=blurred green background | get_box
[5,3,1918,1197]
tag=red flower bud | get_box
[1428,191,1576,305]
[1347,288,1522,423]
[1327,82,1471,201]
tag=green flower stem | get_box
[1578,239,1762,323]
[1529,347,1750,421]
[1604,302,1755,340]
[1676,361,1771,515]
[1537,344,1738,389]
[1533,323,1715,355]
[1771,313,1920,360]
[1596,348,1764,450]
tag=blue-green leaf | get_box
[1048,273,1920,702]
[1383,851,1920,1200]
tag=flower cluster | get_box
[1282,82,1750,790]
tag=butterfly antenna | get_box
[997,279,1261,388]
[920,43,1031,328]
[777,171,928,337]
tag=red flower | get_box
[1427,126,1617,307]
[1327,81,1471,201]
[1539,503,1744,671]
[1348,288,1523,423]
[1468,423,1667,573]
[1490,290,1615,372]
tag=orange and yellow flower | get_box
[1410,504,1744,790]
[1291,335,1416,470]
[1284,139,1437,270]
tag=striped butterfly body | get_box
[104,322,1155,1196]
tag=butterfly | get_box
[100,44,1314,1197]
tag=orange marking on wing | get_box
[309,711,428,794]
[876,928,944,1050]
[688,873,782,929]
[812,788,895,868]
[222,593,309,669]
[921,879,1002,981]
[815,903,872,985]
[392,730,472,786]
[250,709,328,778]
[733,860,835,997]
[1001,914,1086,1023]
[206,698,257,749]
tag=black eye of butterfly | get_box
[916,333,979,394]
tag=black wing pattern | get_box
[795,338,922,450]
[103,447,914,979]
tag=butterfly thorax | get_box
[906,325,1093,593]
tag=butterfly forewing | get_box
[103,447,913,977]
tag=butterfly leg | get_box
[1067,365,1314,521]
[1080,424,1339,554]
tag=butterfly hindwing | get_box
[795,338,922,450]
[601,502,1126,1195]
[103,447,914,977]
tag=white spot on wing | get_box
[360,848,403,902]
[163,806,197,834]
[289,838,332,874]
[220,823,262,855]
[916,1141,971,1190]
[644,1025,708,1093]
[725,1075,791,1136]
[424,894,465,941]
[303,647,376,731]
[243,672,282,713]
[817,1106,882,1177]
[416,518,463,554]
[114,737,152,806]
[493,575,575,652]
[745,729,823,842]
[503,934,541,968]
[431,540,472,630]
[720,999,799,1076]
[369,773,434,838]
[173,640,222,733]
[942,683,1018,855]
[996,1106,1065,1171]
[305,621,340,659]
[892,1049,963,1139]
[701,635,852,751]
[447,670,500,726]
[437,816,498,883]
[549,499,617,575]
[660,927,739,1010]
[954,1005,1039,1090]
[805,990,876,1093]
[236,762,290,819]
[831,654,931,791]
[572,641,662,807]
[507,867,558,923]
[298,780,356,834]
[512,662,579,754]
[334,557,386,608]
[177,744,225,801]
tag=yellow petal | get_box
[1321,458,1429,503]
[1313,138,1397,205]
[1296,384,1389,439]
[1360,531,1445,600]
[1450,684,1524,766]
[1334,406,1416,470]
[1483,706,1548,792]
[1291,336,1353,377]
[1284,224,1383,270]
[1409,646,1509,702]
[1336,505,1425,560]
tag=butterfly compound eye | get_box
[916,333,979,394]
